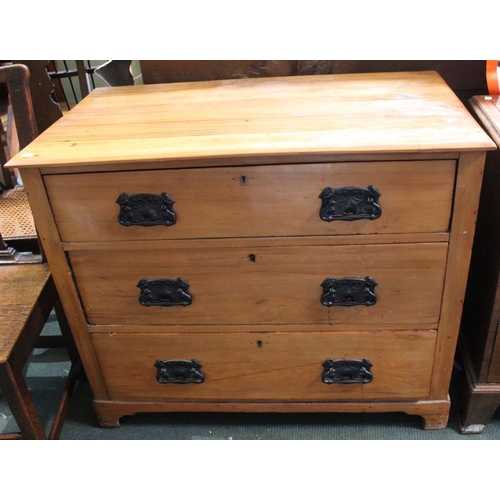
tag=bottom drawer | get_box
[93,330,436,402]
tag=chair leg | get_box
[48,359,81,440]
[47,301,84,438]
[0,361,47,439]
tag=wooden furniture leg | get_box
[0,361,46,439]
[460,390,500,434]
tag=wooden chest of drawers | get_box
[8,71,495,430]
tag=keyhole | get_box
[240,175,248,186]
[248,254,256,263]
[257,340,263,348]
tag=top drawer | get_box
[44,160,455,242]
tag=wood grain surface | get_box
[45,160,456,242]
[92,330,436,401]
[0,264,51,362]
[7,72,495,170]
[69,242,448,328]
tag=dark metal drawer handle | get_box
[154,359,204,384]
[322,358,373,384]
[116,192,176,226]
[137,277,192,307]
[321,276,377,307]
[319,185,382,222]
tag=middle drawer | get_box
[69,241,448,329]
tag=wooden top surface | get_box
[8,71,495,169]
[0,264,51,362]
[469,95,500,147]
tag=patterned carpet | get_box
[2,315,500,440]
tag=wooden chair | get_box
[0,63,81,439]
[0,61,61,254]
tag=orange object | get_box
[486,60,499,95]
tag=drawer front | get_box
[92,330,436,401]
[70,242,448,328]
[45,160,455,242]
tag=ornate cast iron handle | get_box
[319,185,381,222]
[137,277,192,307]
[154,359,205,384]
[322,358,373,384]
[321,276,377,307]
[116,192,176,226]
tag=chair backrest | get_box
[13,61,64,136]
[0,64,38,150]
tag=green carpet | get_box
[2,314,499,440]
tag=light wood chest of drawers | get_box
[8,71,495,430]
